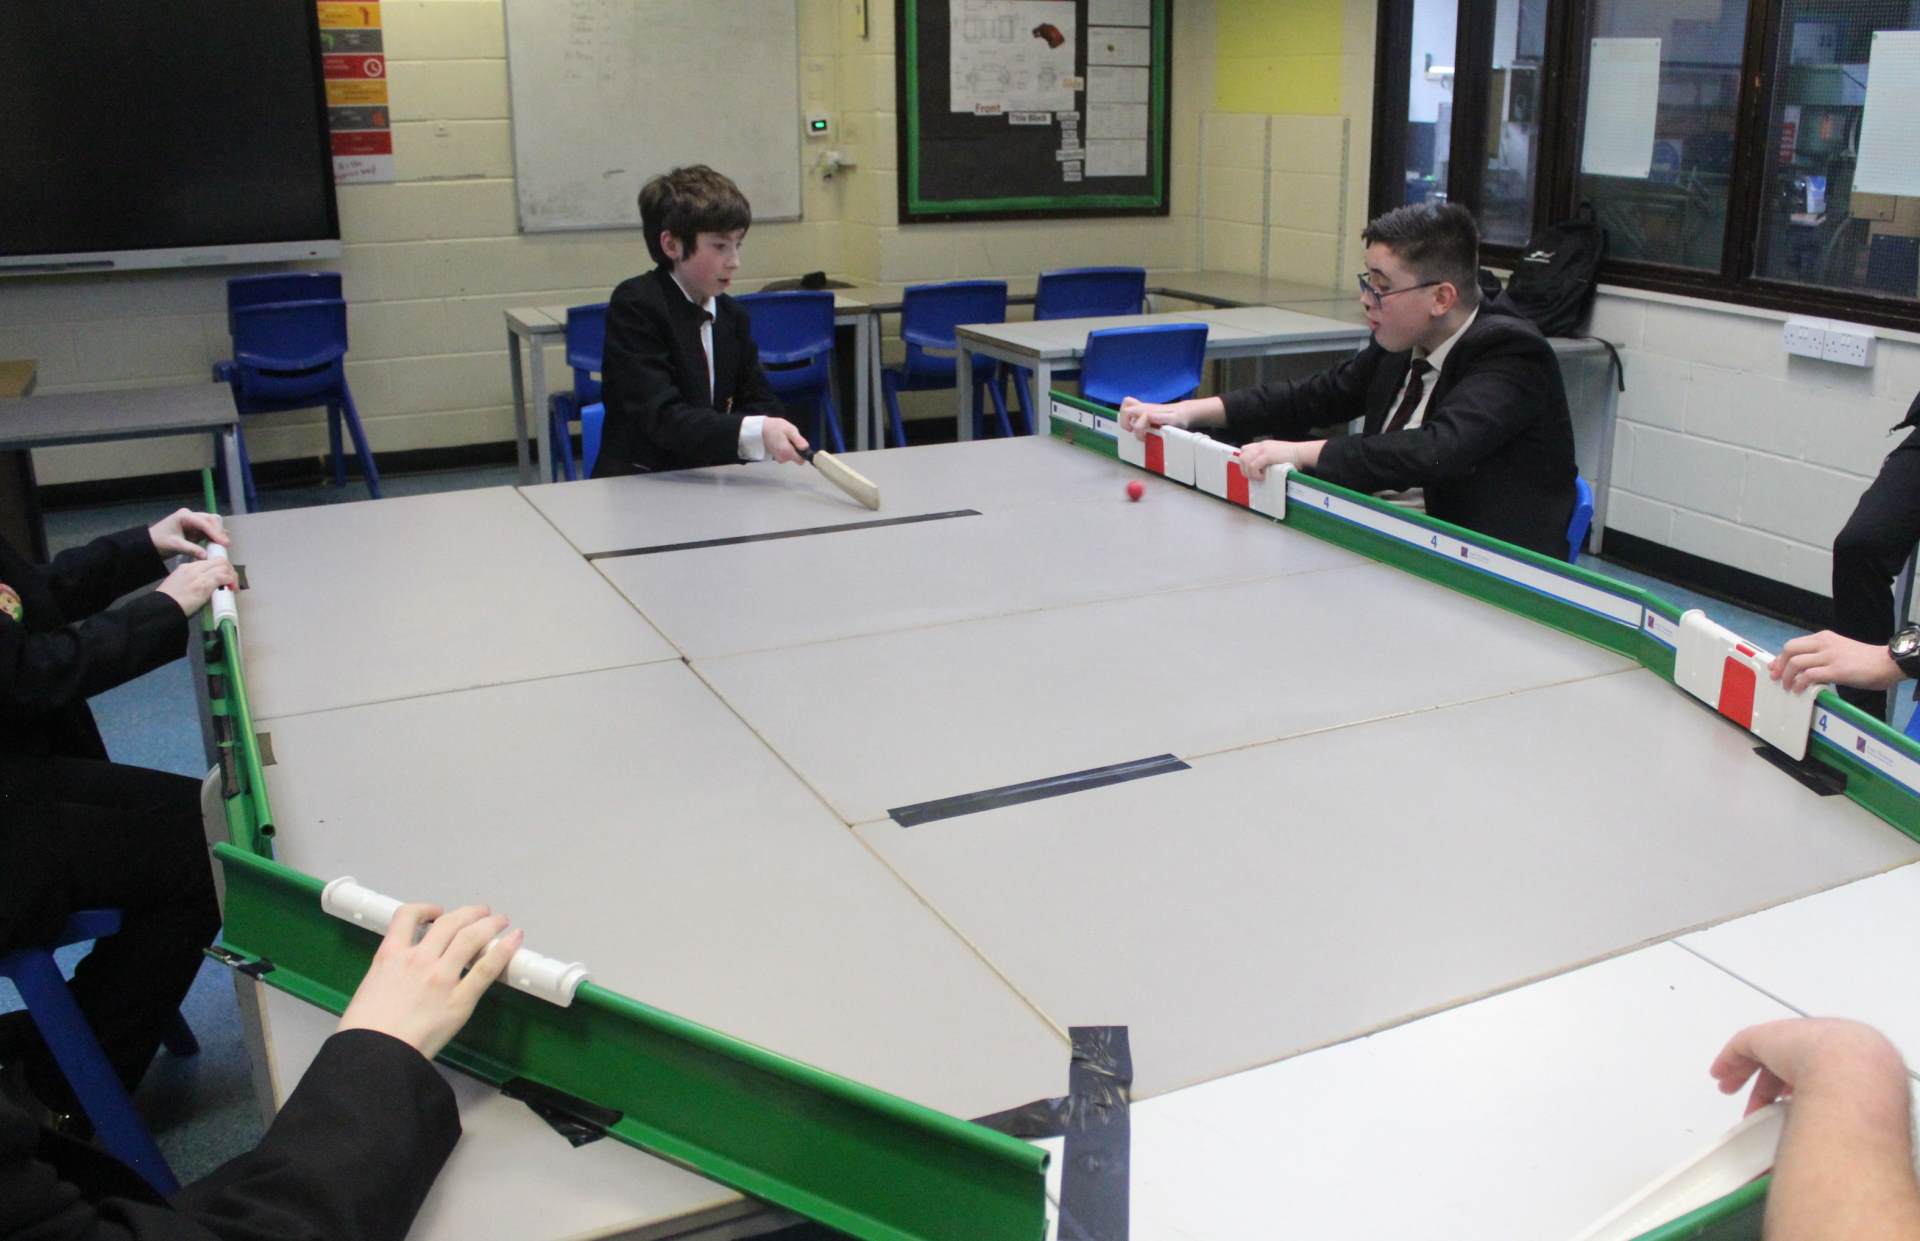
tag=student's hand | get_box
[762,417,809,464]
[1770,631,1907,694]
[1119,397,1186,441]
[155,557,239,616]
[149,508,229,559]
[1237,439,1323,481]
[1712,1018,1904,1115]
[338,903,522,1060]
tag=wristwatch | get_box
[1891,625,1920,680]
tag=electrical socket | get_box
[1822,322,1877,368]
[1783,316,1828,359]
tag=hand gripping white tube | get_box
[205,543,239,627]
[320,876,590,1007]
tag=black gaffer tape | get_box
[585,509,980,560]
[889,755,1189,828]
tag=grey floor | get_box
[0,457,1885,1187]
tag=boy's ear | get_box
[659,230,683,262]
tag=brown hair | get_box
[639,165,752,268]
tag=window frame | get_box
[1370,0,1920,333]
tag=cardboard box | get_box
[1867,197,1920,239]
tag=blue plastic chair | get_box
[881,281,1016,446]
[546,303,608,482]
[1011,267,1148,423]
[0,910,199,1196]
[1567,476,1595,565]
[223,272,342,334]
[734,291,844,454]
[214,298,381,505]
[1079,323,1210,408]
[579,402,607,478]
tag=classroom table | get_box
[0,382,246,559]
[198,425,1920,1240]
[503,289,878,483]
[952,306,1371,440]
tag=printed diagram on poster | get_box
[318,1,395,183]
[950,0,1078,115]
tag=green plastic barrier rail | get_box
[193,474,1049,1241]
[1048,391,1920,1241]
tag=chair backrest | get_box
[899,280,1009,352]
[226,273,342,333]
[1079,323,1209,406]
[1566,475,1595,564]
[1035,267,1147,320]
[565,303,608,402]
[733,290,836,365]
[231,299,349,373]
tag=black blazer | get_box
[0,1029,459,1241]
[1221,307,1578,558]
[593,266,784,476]
[0,528,184,763]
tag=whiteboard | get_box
[1855,30,1920,197]
[503,0,802,233]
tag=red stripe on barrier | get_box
[1145,435,1164,475]
[1226,464,1249,507]
[1717,657,1757,729]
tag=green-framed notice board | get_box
[896,0,1172,223]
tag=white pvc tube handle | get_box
[320,876,589,1007]
[205,543,238,626]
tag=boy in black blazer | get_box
[593,165,810,476]
[1121,203,1578,559]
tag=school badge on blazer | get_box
[0,582,20,623]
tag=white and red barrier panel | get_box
[1673,610,1817,761]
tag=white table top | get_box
[1119,943,1799,1240]
[229,489,677,720]
[0,382,236,450]
[849,671,1918,1098]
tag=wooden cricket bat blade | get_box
[806,449,881,510]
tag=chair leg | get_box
[336,387,383,499]
[548,406,576,482]
[882,372,908,449]
[161,1011,199,1058]
[1011,366,1036,435]
[327,406,346,488]
[235,427,258,512]
[7,951,180,1196]
[818,389,845,454]
[978,370,1013,439]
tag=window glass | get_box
[1753,1,1920,301]
[1480,0,1549,244]
[1398,0,1460,208]
[1577,0,1749,270]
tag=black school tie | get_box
[1383,358,1433,433]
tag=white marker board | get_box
[504,0,803,233]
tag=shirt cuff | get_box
[738,415,766,461]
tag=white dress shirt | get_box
[669,271,765,461]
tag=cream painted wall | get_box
[24,0,1214,482]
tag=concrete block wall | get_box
[1195,111,1356,290]
[1592,291,1920,599]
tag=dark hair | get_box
[1361,202,1481,304]
[639,165,752,268]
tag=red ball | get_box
[1126,480,1144,501]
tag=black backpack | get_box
[1493,205,1607,337]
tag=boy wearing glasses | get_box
[1120,202,1577,558]
[594,165,809,476]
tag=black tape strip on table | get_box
[888,755,1189,828]
[586,510,980,561]
[974,1025,1134,1241]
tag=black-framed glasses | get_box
[1356,273,1444,307]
